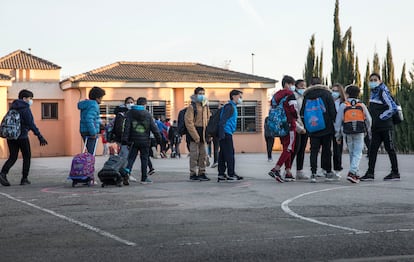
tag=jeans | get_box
[126,142,150,181]
[345,133,364,175]
[309,134,332,174]
[82,136,98,155]
[218,134,235,176]
[368,129,399,174]
[1,138,31,178]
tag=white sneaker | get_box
[317,169,326,177]
[211,162,218,168]
[129,175,138,182]
[310,173,317,183]
[296,170,309,180]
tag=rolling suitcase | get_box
[98,154,128,187]
[68,137,97,187]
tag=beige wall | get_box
[0,86,9,158]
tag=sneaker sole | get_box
[360,178,375,181]
[383,178,400,181]
[275,176,284,183]
[347,177,360,184]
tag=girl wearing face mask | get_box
[330,83,346,176]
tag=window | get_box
[146,100,166,118]
[41,103,58,119]
[236,101,258,133]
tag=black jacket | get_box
[300,85,336,137]
[122,105,161,145]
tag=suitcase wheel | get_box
[72,181,76,187]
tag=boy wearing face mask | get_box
[267,75,298,182]
[185,87,211,181]
[361,73,400,181]
[0,89,48,186]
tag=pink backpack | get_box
[69,152,95,178]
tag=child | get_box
[334,85,372,183]
[0,89,48,186]
[268,75,298,182]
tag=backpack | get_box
[343,100,366,134]
[206,104,235,137]
[267,96,289,137]
[177,102,197,136]
[303,97,326,133]
[107,111,127,143]
[0,109,21,140]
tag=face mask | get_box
[289,85,296,92]
[197,94,205,102]
[296,89,305,95]
[27,99,33,106]
[369,81,379,89]
[332,91,340,99]
[237,98,243,104]
[126,103,134,109]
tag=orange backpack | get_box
[343,100,366,134]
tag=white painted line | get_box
[281,186,369,234]
[0,192,136,246]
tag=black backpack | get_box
[177,102,197,136]
[111,111,127,142]
[206,104,234,137]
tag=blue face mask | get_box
[369,81,379,89]
[289,85,296,92]
[197,94,205,102]
[237,98,243,104]
[296,89,305,95]
[332,91,340,99]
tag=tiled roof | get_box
[65,62,276,83]
[0,50,61,70]
[0,73,12,80]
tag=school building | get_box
[0,50,278,159]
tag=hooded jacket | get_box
[300,85,336,137]
[184,95,210,143]
[10,99,41,139]
[122,105,161,145]
[78,99,101,136]
[273,89,298,132]
[368,83,397,131]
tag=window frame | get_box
[41,102,59,120]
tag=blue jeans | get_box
[82,136,98,155]
[345,133,364,175]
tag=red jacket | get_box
[272,89,298,131]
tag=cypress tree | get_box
[362,61,370,105]
[372,52,380,74]
[331,0,342,84]
[385,40,396,94]
[304,34,316,85]
[354,55,361,87]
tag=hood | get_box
[11,99,30,110]
[114,104,128,114]
[274,89,294,103]
[77,99,97,110]
[303,84,331,99]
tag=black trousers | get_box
[332,135,343,171]
[1,138,31,178]
[309,134,332,174]
[218,134,235,176]
[291,133,308,171]
[127,142,150,181]
[368,129,399,174]
[265,136,275,159]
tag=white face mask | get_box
[27,99,33,106]
[126,103,134,109]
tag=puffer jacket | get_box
[184,95,210,143]
[300,85,336,137]
[78,99,101,136]
[122,105,161,145]
[10,99,41,139]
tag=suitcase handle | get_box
[83,136,98,156]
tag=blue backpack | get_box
[267,96,289,137]
[303,97,326,133]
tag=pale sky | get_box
[1,0,413,84]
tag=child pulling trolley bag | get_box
[68,137,97,187]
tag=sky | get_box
[1,0,414,84]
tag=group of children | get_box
[266,74,400,184]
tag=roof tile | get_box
[66,62,276,83]
[0,50,61,70]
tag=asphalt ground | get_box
[0,152,413,262]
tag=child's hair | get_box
[345,85,360,98]
[194,86,205,95]
[88,86,106,100]
[331,83,346,103]
[137,97,147,105]
[281,75,295,87]
[18,89,34,99]
[124,96,134,104]
[369,72,381,80]
[310,76,322,85]
[295,79,305,87]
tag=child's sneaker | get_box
[296,170,308,180]
[284,172,295,182]
[310,173,317,183]
[325,171,341,181]
[383,172,400,181]
[129,175,138,182]
[347,172,360,184]
[140,177,153,185]
[268,169,283,183]
[148,168,156,176]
